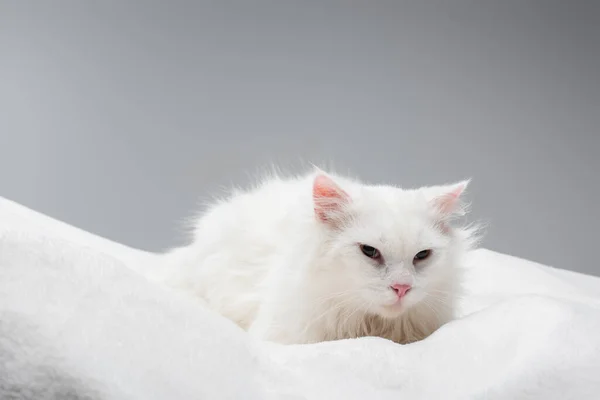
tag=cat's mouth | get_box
[378,299,411,318]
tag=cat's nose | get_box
[390,283,412,298]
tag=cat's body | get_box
[160,170,476,344]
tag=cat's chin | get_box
[376,302,411,319]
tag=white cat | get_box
[159,169,476,345]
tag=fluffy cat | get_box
[159,169,476,345]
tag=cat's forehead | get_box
[355,185,428,213]
[346,185,444,248]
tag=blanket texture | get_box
[1,197,600,399]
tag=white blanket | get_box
[1,197,600,399]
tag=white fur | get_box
[160,169,477,344]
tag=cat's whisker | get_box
[421,298,443,323]
[300,296,356,338]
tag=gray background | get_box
[1,2,599,275]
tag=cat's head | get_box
[312,173,473,319]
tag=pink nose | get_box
[391,284,412,298]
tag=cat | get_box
[158,169,477,345]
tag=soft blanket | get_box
[1,197,599,399]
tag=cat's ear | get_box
[313,174,350,225]
[426,180,470,218]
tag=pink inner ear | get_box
[434,183,466,215]
[313,174,349,222]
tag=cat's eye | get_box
[413,249,432,263]
[359,244,381,260]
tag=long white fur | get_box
[160,169,477,345]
